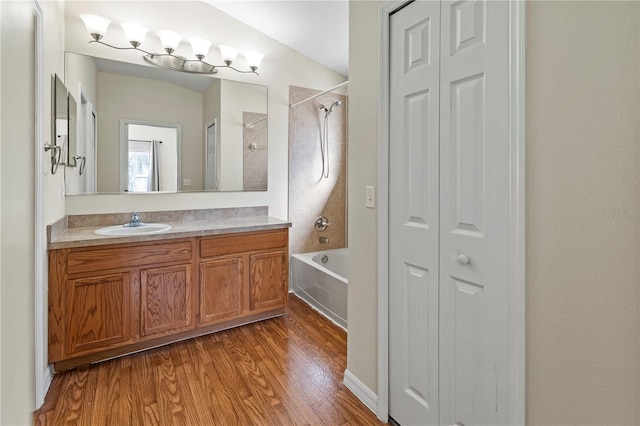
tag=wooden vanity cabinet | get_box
[49,228,288,371]
[197,229,289,325]
[48,239,195,367]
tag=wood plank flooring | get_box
[35,294,384,425]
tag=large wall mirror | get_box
[63,52,268,194]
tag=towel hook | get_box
[44,141,62,174]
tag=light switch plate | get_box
[366,186,375,208]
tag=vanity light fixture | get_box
[79,14,263,75]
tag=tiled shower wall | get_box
[243,112,268,190]
[289,85,347,254]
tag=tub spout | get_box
[319,236,330,244]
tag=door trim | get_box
[376,1,526,423]
[32,0,53,408]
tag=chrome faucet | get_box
[315,216,331,232]
[125,212,145,227]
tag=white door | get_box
[389,1,441,425]
[438,1,510,424]
[389,1,510,424]
[205,121,217,190]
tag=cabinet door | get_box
[140,264,193,337]
[249,250,287,311]
[199,258,243,325]
[66,273,131,355]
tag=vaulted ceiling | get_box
[204,1,349,77]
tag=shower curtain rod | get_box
[128,139,163,143]
[244,116,268,129]
[289,81,349,109]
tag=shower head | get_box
[320,99,342,116]
[328,99,342,113]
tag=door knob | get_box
[457,254,470,265]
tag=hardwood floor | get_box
[35,294,384,425]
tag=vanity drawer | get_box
[200,229,287,258]
[67,240,193,275]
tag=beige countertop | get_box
[48,216,291,250]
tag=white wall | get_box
[63,0,346,220]
[64,51,98,104]
[348,1,640,424]
[525,2,639,424]
[97,72,202,192]
[0,3,4,419]
[347,0,382,394]
[1,0,66,423]
[0,6,36,421]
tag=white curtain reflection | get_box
[149,140,160,191]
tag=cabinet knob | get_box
[457,254,470,265]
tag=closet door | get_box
[438,1,510,425]
[389,0,511,424]
[388,1,441,425]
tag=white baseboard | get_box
[36,365,53,408]
[343,369,378,416]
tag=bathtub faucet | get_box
[315,216,331,232]
[319,236,330,244]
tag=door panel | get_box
[446,276,486,422]
[449,0,485,55]
[199,258,243,325]
[439,0,510,424]
[140,264,193,337]
[66,273,130,355]
[249,250,287,311]
[404,264,437,410]
[206,122,216,190]
[450,73,486,237]
[389,1,441,425]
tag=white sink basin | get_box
[95,223,172,236]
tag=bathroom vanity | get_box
[47,209,290,371]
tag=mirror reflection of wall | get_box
[66,94,78,167]
[54,74,68,163]
[63,52,268,195]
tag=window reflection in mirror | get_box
[63,52,268,195]
[120,122,180,193]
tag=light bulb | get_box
[120,23,148,48]
[219,45,237,65]
[79,14,111,41]
[157,30,181,54]
[189,38,212,60]
[243,51,264,72]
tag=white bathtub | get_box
[290,248,348,329]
